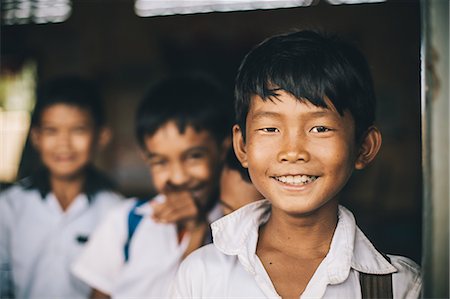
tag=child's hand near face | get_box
[151,191,201,224]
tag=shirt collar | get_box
[211,199,270,255]
[211,200,397,284]
[44,192,90,216]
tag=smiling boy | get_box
[0,76,123,299]
[171,31,421,298]
[72,74,230,298]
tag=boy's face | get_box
[31,104,98,180]
[219,166,264,215]
[233,91,375,217]
[143,121,223,210]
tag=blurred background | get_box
[0,0,435,285]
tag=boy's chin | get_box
[272,199,338,217]
[49,168,87,181]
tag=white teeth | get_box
[275,175,318,185]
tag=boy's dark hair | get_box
[235,30,376,141]
[136,74,231,148]
[31,75,105,128]
[224,147,251,183]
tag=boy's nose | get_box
[167,163,189,187]
[56,131,72,147]
[277,135,310,163]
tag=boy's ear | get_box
[355,126,382,170]
[97,127,112,150]
[232,124,248,168]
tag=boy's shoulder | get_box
[387,254,422,295]
[388,254,421,275]
[102,197,142,218]
[186,242,231,262]
[0,182,39,206]
[100,194,163,223]
[0,184,42,227]
[345,206,422,297]
[89,189,124,207]
[178,243,235,279]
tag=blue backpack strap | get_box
[123,198,149,262]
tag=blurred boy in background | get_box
[0,76,123,299]
[220,147,264,215]
[72,74,231,298]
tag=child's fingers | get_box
[151,202,166,220]
[151,192,199,223]
[159,203,198,223]
[160,196,198,222]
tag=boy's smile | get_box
[143,121,223,211]
[234,90,361,217]
[272,174,318,186]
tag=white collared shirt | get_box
[72,194,223,299]
[172,200,422,298]
[0,184,122,299]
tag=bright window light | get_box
[0,61,37,182]
[327,0,385,4]
[1,0,71,25]
[134,0,386,17]
[135,0,316,17]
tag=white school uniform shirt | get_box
[172,199,422,298]
[0,184,122,299]
[72,194,222,299]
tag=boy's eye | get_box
[310,126,331,133]
[259,127,279,133]
[149,158,167,167]
[72,126,89,134]
[185,151,207,163]
[40,127,57,135]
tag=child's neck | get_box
[50,174,85,212]
[261,201,338,256]
[256,201,339,298]
[178,220,209,260]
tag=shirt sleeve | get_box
[0,192,14,299]
[71,205,127,295]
